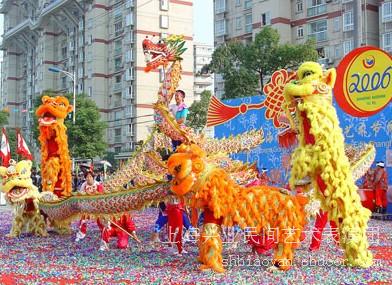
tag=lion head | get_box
[0,160,40,204]
[36,96,73,126]
[167,144,206,196]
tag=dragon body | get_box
[36,35,264,225]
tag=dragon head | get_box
[143,35,187,72]
[0,160,39,204]
[167,144,206,196]
[36,95,73,127]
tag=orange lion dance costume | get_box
[167,144,307,272]
[36,95,73,197]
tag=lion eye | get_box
[174,165,181,173]
[302,71,314,78]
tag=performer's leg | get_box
[75,219,87,242]
[309,211,328,251]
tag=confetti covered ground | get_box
[0,206,391,285]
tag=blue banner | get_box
[214,96,392,186]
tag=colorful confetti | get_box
[0,206,391,284]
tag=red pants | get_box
[167,204,183,254]
[375,189,387,208]
[310,210,339,249]
[97,214,136,249]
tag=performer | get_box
[151,194,193,255]
[97,213,141,251]
[245,168,270,187]
[374,161,388,215]
[74,171,104,242]
[309,210,339,251]
[169,90,189,151]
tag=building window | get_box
[382,2,392,23]
[244,0,252,10]
[235,0,241,7]
[343,11,354,31]
[61,77,67,89]
[114,146,121,153]
[128,86,134,98]
[88,86,92,97]
[215,0,226,13]
[128,124,134,135]
[114,40,122,55]
[296,1,303,13]
[308,19,327,42]
[160,0,169,11]
[215,19,226,36]
[382,32,392,51]
[343,39,354,55]
[114,21,123,36]
[114,57,122,71]
[236,16,242,30]
[261,12,271,26]
[87,18,93,29]
[160,15,169,29]
[61,46,67,59]
[126,13,133,26]
[333,17,340,32]
[245,14,252,33]
[115,75,121,83]
[297,26,304,38]
[307,0,327,17]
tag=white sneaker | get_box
[99,240,109,251]
[75,231,86,242]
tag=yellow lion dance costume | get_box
[167,144,307,272]
[36,95,73,197]
[0,160,47,237]
[283,62,372,267]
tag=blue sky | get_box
[193,0,214,45]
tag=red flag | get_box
[16,129,33,160]
[0,128,11,166]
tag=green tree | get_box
[187,90,212,131]
[209,27,319,98]
[0,110,9,127]
[33,92,107,160]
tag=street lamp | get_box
[48,67,77,125]
[48,66,77,171]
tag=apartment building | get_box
[193,42,214,101]
[380,0,392,52]
[213,0,385,98]
[0,0,194,159]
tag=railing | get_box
[308,30,327,42]
[113,82,122,91]
[307,4,327,17]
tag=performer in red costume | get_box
[97,213,141,251]
[374,161,388,215]
[300,114,339,251]
[75,171,104,242]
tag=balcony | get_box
[2,19,32,42]
[0,0,13,13]
[114,47,122,56]
[113,82,122,91]
[307,4,327,17]
[308,31,327,42]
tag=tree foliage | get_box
[33,92,107,160]
[209,27,319,99]
[187,90,212,132]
